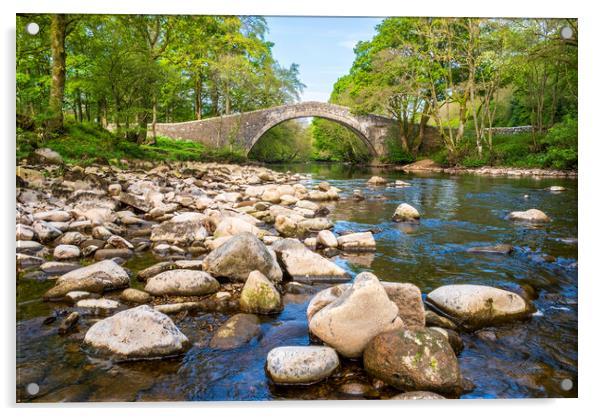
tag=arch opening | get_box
[248,115,374,163]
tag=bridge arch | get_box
[154,101,401,159]
[248,102,378,156]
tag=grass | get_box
[17,122,247,166]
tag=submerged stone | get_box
[209,313,260,350]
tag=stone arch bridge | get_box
[155,102,400,158]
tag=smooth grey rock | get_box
[266,346,339,385]
[83,305,190,359]
[145,270,219,296]
[426,284,532,329]
[53,244,80,260]
[272,238,348,283]
[202,232,282,282]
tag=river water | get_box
[16,163,578,401]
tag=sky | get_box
[264,17,383,103]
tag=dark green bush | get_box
[382,137,416,164]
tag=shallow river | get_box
[17,163,578,401]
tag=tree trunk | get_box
[75,89,84,122]
[194,76,203,120]
[149,94,158,145]
[48,14,67,132]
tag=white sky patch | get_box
[338,39,358,50]
[301,90,331,103]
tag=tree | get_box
[48,14,67,131]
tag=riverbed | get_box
[16,163,578,401]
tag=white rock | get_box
[213,217,261,238]
[308,272,403,357]
[145,270,220,296]
[508,209,551,223]
[56,259,130,290]
[317,230,338,248]
[392,203,420,222]
[266,346,340,385]
[53,244,81,260]
[272,239,348,283]
[336,232,376,252]
[83,305,189,359]
[426,284,531,329]
[76,298,120,309]
[33,210,71,222]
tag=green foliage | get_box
[17,121,246,166]
[248,120,312,163]
[324,16,577,167]
[382,136,416,164]
[432,118,577,170]
[310,118,371,163]
[16,14,305,138]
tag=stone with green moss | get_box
[239,270,283,314]
[363,327,466,396]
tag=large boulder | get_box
[44,260,130,300]
[209,313,261,350]
[265,346,340,385]
[272,238,349,283]
[202,232,282,282]
[508,209,551,223]
[145,270,220,296]
[307,281,425,328]
[83,305,190,359]
[392,203,420,222]
[308,272,403,357]
[150,212,208,245]
[426,284,532,329]
[363,328,463,395]
[240,270,282,314]
[336,232,376,252]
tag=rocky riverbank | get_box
[17,150,560,401]
[393,159,577,178]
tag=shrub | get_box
[383,137,416,164]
